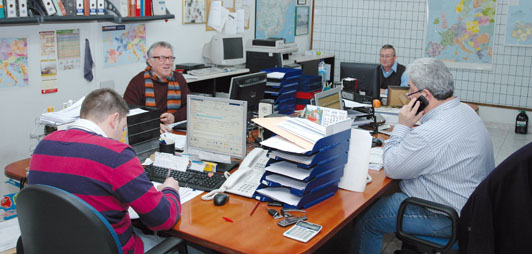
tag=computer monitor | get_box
[202,33,246,66]
[229,72,267,110]
[186,95,247,171]
[314,87,343,110]
[340,62,380,99]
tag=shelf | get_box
[115,14,175,23]
[0,16,41,25]
[42,15,115,23]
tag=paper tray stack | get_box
[262,68,302,115]
[252,120,351,209]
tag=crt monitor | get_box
[340,62,380,99]
[186,95,247,170]
[202,33,246,66]
[314,87,343,110]
[229,72,267,110]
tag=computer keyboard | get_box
[144,165,227,192]
[188,67,224,77]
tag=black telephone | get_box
[414,95,429,114]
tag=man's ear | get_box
[422,89,433,101]
[109,112,120,129]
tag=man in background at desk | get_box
[29,88,182,253]
[351,58,494,253]
[124,41,190,133]
[378,44,409,94]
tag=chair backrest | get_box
[16,184,122,254]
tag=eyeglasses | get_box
[406,90,422,97]
[380,54,395,59]
[151,56,176,62]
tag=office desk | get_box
[185,68,250,96]
[169,170,393,254]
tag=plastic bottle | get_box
[515,110,528,134]
[318,60,326,89]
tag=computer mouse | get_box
[213,193,229,206]
[372,138,383,147]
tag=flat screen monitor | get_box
[340,62,380,99]
[229,72,267,110]
[314,87,343,110]
[202,33,246,66]
[186,95,247,162]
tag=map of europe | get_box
[0,38,28,88]
[103,24,146,68]
[255,0,295,43]
[506,0,532,46]
[426,0,496,67]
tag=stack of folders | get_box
[263,68,302,115]
[1,0,29,17]
[252,111,352,209]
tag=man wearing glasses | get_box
[124,41,190,133]
[350,58,494,254]
[377,44,409,94]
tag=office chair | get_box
[16,184,185,254]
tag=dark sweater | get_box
[377,64,406,90]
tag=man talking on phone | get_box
[349,58,495,254]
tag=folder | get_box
[128,0,135,16]
[42,0,57,15]
[144,0,151,16]
[135,0,140,16]
[6,0,17,18]
[75,0,83,15]
[0,1,4,18]
[62,0,76,15]
[96,0,104,15]
[152,0,165,15]
[56,0,67,15]
[89,0,96,15]
[18,0,28,17]
[83,0,89,15]
[51,0,63,16]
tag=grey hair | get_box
[80,88,129,122]
[380,44,396,56]
[406,58,454,100]
[147,41,174,58]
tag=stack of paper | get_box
[40,96,85,126]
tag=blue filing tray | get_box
[253,184,339,209]
[262,68,302,115]
[298,75,322,92]
[268,139,350,169]
[262,67,302,79]
[260,165,344,196]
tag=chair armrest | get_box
[146,237,184,254]
[395,197,459,252]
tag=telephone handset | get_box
[414,95,428,114]
[202,148,269,200]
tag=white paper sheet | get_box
[207,1,229,32]
[265,161,311,181]
[256,187,300,206]
[261,135,310,154]
[153,152,189,172]
[0,218,20,252]
[268,150,315,165]
[264,174,306,191]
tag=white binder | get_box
[152,0,166,16]
[18,0,28,17]
[75,0,83,15]
[41,0,57,15]
[89,0,96,15]
[96,0,104,15]
[6,0,17,18]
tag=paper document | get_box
[256,187,300,206]
[207,1,229,32]
[253,117,314,151]
[265,161,311,181]
[264,174,306,191]
[266,72,286,79]
[277,118,324,144]
[153,152,189,172]
[128,108,148,116]
[128,183,202,219]
[369,147,383,171]
[261,135,310,154]
[268,149,315,165]
[343,99,372,108]
[0,218,20,252]
[40,96,85,126]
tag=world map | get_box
[426,0,496,68]
[102,24,146,68]
[255,0,295,43]
[506,0,532,46]
[0,38,29,88]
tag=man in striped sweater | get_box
[29,88,181,254]
[350,58,495,254]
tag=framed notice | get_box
[297,0,306,5]
[295,6,309,35]
[183,0,207,24]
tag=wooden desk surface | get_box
[4,158,29,181]
[170,170,393,254]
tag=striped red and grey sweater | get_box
[29,128,181,254]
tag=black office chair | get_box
[16,184,185,254]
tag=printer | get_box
[246,38,299,72]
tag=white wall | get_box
[0,1,314,192]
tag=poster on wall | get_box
[39,31,58,94]
[425,0,496,70]
[183,0,206,24]
[505,0,532,46]
[57,29,81,70]
[0,38,29,89]
[255,0,295,43]
[102,24,146,68]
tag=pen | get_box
[222,216,233,222]
[250,200,261,216]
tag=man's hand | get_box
[160,112,175,125]
[398,98,424,128]
[157,177,180,192]
[160,123,171,134]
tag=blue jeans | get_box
[351,192,452,254]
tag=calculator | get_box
[283,220,322,243]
